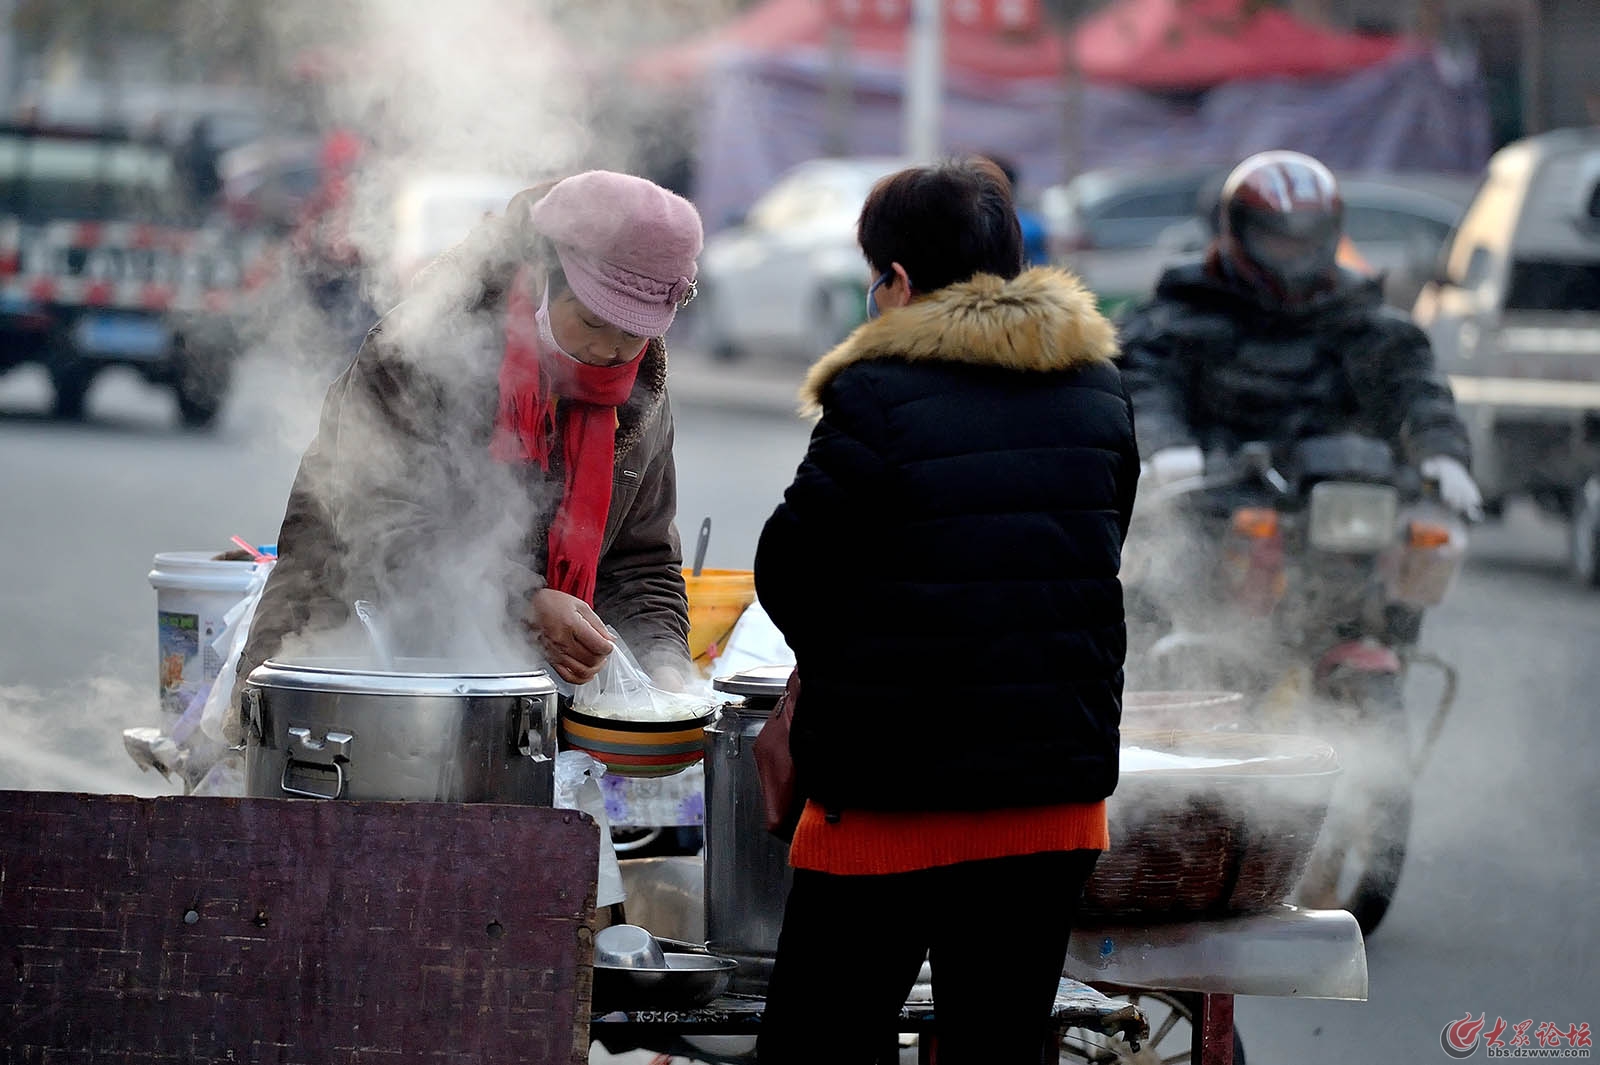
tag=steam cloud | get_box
[230,0,729,670]
[3,0,737,794]
[0,675,175,796]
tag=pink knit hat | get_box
[528,171,703,337]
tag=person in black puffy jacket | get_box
[753,157,1138,1065]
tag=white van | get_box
[1413,127,1600,585]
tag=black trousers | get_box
[756,849,1100,1065]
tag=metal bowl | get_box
[592,952,739,1012]
[594,923,668,969]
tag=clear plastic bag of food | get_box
[571,629,715,722]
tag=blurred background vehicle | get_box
[692,156,905,363]
[17,80,271,156]
[1043,165,1477,317]
[1413,127,1600,586]
[1040,164,1229,317]
[385,171,528,290]
[1575,473,1600,587]
[695,152,1477,364]
[0,121,247,427]
[217,136,324,235]
[1328,174,1481,307]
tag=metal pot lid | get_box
[248,656,556,699]
[711,664,793,697]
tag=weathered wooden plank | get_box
[0,792,597,1065]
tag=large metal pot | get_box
[243,657,557,805]
[703,665,795,994]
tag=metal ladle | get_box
[692,517,711,576]
[352,599,397,672]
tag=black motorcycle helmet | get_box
[1217,150,1343,304]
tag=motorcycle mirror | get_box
[1239,442,1291,495]
[1239,442,1274,471]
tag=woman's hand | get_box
[524,588,613,685]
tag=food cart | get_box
[601,854,1364,1064]
[585,676,1369,1064]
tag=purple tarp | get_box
[692,46,1492,232]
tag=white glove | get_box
[1148,445,1205,486]
[1420,455,1483,521]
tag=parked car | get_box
[386,171,528,290]
[1412,127,1600,586]
[1042,165,1476,315]
[1041,164,1228,317]
[693,157,906,362]
[218,136,324,235]
[0,123,249,427]
[1340,175,1480,306]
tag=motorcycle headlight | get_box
[1308,482,1398,552]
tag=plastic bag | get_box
[200,561,274,748]
[190,753,246,797]
[553,751,626,907]
[708,599,794,678]
[571,629,715,723]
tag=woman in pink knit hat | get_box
[238,170,703,700]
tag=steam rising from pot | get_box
[229,0,734,672]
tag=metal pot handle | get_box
[229,688,265,753]
[513,696,551,762]
[281,758,345,800]
[279,726,352,799]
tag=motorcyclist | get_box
[1119,150,1481,520]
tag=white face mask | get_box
[535,289,577,359]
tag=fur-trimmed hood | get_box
[801,268,1118,412]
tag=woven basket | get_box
[1080,729,1339,923]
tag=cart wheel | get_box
[50,362,95,421]
[1295,675,1413,935]
[173,339,231,431]
[1059,989,1245,1064]
[1569,475,1600,588]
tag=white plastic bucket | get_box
[148,552,259,716]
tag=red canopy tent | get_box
[634,0,1073,84]
[635,0,1411,88]
[1068,0,1412,88]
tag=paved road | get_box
[0,354,1594,1063]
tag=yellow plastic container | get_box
[682,568,756,668]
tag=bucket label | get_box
[157,610,200,715]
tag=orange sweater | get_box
[787,799,1109,876]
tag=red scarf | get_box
[490,267,644,604]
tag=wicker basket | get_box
[1080,729,1339,923]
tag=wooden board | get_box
[0,791,598,1065]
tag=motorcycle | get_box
[1125,434,1465,935]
